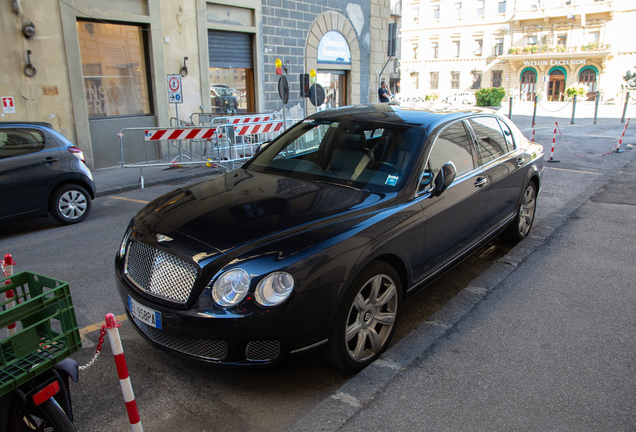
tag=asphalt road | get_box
[0,104,633,430]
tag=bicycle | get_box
[0,271,81,432]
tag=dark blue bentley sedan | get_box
[115,104,543,371]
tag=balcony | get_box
[507,43,609,55]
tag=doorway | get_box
[548,68,566,101]
[316,71,347,111]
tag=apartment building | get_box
[399,0,636,102]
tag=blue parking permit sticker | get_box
[385,175,399,186]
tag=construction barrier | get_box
[613,118,630,153]
[118,113,298,188]
[546,122,560,163]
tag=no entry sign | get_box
[167,74,183,104]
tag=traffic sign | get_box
[2,96,15,113]
[167,74,183,104]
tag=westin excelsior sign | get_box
[523,59,587,66]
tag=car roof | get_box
[310,103,500,132]
[0,121,54,129]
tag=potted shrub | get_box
[475,87,506,107]
[565,83,589,98]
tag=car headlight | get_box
[212,268,250,307]
[255,272,294,307]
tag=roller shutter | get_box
[208,30,253,69]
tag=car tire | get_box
[49,184,92,224]
[505,182,537,242]
[328,260,402,372]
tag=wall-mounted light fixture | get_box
[24,50,36,77]
[180,57,188,77]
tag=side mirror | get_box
[432,161,456,197]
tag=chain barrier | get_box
[537,98,574,113]
[79,325,106,371]
[555,122,619,159]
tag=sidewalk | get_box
[287,110,636,430]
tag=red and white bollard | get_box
[105,313,143,432]
[546,122,560,163]
[614,118,630,153]
[531,122,536,143]
[2,254,17,336]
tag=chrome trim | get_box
[290,339,328,354]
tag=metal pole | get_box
[621,91,629,123]
[571,94,577,125]
[532,97,538,127]
[593,92,600,124]
[508,96,513,119]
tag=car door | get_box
[466,116,524,229]
[414,120,491,281]
[0,128,63,218]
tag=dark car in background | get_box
[0,122,95,225]
[210,84,238,113]
[115,104,543,371]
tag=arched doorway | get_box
[548,67,567,101]
[579,66,598,100]
[520,68,537,101]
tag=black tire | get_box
[328,261,402,372]
[39,398,77,432]
[49,184,91,224]
[505,182,537,242]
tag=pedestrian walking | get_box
[379,80,392,103]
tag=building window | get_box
[411,72,420,90]
[492,71,502,87]
[413,44,419,59]
[413,7,419,22]
[557,34,567,46]
[527,35,537,45]
[432,42,439,58]
[579,68,597,92]
[451,71,460,89]
[589,31,600,44]
[471,71,482,89]
[498,0,506,13]
[494,38,504,56]
[476,0,485,15]
[453,40,461,57]
[77,20,152,118]
[475,39,483,56]
[454,2,462,18]
[433,5,440,19]
[430,72,439,90]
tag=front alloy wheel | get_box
[328,261,402,372]
[49,184,91,224]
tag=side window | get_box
[0,129,45,159]
[497,119,516,152]
[468,117,508,164]
[427,121,475,181]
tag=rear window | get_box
[0,129,45,159]
[467,117,509,164]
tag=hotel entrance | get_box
[548,67,566,101]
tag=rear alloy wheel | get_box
[506,182,537,242]
[328,261,402,372]
[49,184,91,224]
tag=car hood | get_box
[133,169,392,258]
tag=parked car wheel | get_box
[328,261,402,372]
[505,182,537,242]
[49,184,91,224]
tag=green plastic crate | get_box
[0,271,81,397]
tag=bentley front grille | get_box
[125,241,198,304]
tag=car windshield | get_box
[213,87,231,96]
[246,118,424,192]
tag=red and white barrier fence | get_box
[531,122,536,143]
[613,117,630,153]
[2,254,16,336]
[105,313,143,432]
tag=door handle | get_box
[474,177,487,188]
[516,157,525,167]
[43,157,59,165]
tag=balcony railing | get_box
[507,43,609,55]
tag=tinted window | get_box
[0,129,45,159]
[427,121,475,178]
[497,118,515,151]
[468,117,508,164]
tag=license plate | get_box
[128,296,162,330]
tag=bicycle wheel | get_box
[38,398,77,432]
